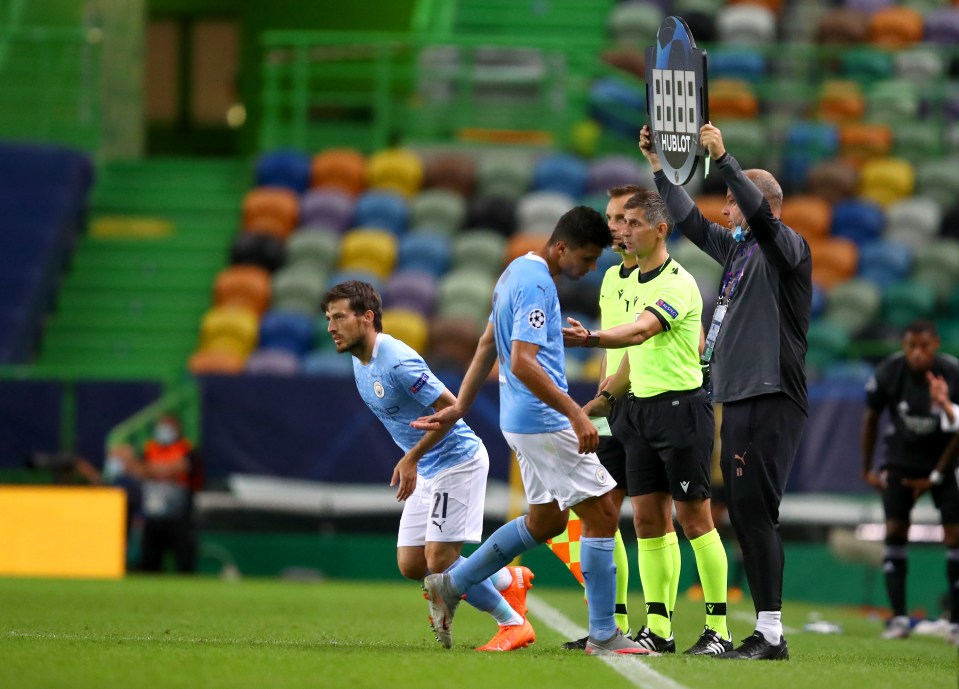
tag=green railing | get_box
[106,379,200,456]
[0,25,102,150]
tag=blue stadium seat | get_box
[709,48,767,83]
[532,154,589,199]
[831,199,885,246]
[255,150,312,193]
[258,311,315,356]
[396,232,451,277]
[858,240,913,290]
[588,77,646,140]
[354,190,410,235]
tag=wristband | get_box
[599,390,614,403]
[584,330,600,348]
[929,469,944,486]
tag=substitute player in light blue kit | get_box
[414,207,653,656]
[321,280,535,652]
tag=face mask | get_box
[732,225,749,243]
[154,424,178,445]
[103,456,125,482]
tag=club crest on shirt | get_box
[528,308,546,329]
[373,381,385,398]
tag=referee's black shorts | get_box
[881,464,959,524]
[596,398,634,490]
[624,387,714,501]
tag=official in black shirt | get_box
[641,122,812,660]
[861,320,959,644]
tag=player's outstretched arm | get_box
[583,356,631,418]
[411,322,497,431]
[393,389,460,501]
[563,313,663,349]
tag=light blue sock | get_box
[581,536,617,641]
[448,516,538,594]
[447,557,521,626]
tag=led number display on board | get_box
[644,16,709,186]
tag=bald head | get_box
[744,169,783,216]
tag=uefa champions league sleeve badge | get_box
[645,16,709,186]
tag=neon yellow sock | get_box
[613,528,630,632]
[637,535,672,638]
[665,531,681,617]
[690,529,728,638]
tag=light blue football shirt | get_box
[491,254,571,434]
[353,333,481,479]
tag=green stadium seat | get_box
[608,2,664,46]
[806,319,851,376]
[271,266,326,315]
[410,189,467,235]
[866,80,920,122]
[893,121,943,163]
[452,230,506,277]
[672,240,723,294]
[917,158,959,209]
[881,280,937,329]
[824,278,881,337]
[285,231,340,274]
[437,268,495,329]
[913,238,959,301]
[477,154,533,201]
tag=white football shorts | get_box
[397,443,489,546]
[503,428,614,511]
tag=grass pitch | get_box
[1,576,956,689]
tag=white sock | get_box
[491,597,523,626]
[491,567,513,591]
[755,611,782,644]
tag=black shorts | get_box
[881,465,959,524]
[596,399,630,489]
[624,388,714,501]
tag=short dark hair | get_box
[624,189,673,239]
[321,280,383,332]
[549,205,612,250]
[607,183,646,199]
[905,319,938,338]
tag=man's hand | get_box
[863,469,887,491]
[902,476,932,500]
[928,371,949,408]
[411,405,463,432]
[700,123,726,160]
[639,124,662,171]
[570,409,599,454]
[391,454,418,501]
[583,395,611,418]
[563,316,588,347]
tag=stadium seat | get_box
[214,265,272,316]
[806,159,860,205]
[242,187,299,238]
[713,119,767,169]
[301,349,354,377]
[811,281,827,319]
[839,123,892,162]
[437,268,496,328]
[271,266,326,315]
[824,278,881,336]
[506,234,549,264]
[708,48,767,83]
[325,270,384,297]
[188,348,247,375]
[608,1,664,46]
[941,201,959,241]
[258,311,314,356]
[423,153,477,197]
[587,76,647,141]
[672,239,724,293]
[816,8,869,44]
[311,148,366,195]
[410,189,466,235]
[396,232,451,276]
[831,199,885,246]
[229,232,286,273]
[917,158,959,209]
[708,80,759,119]
[894,46,945,82]
[365,148,423,197]
[821,360,875,385]
[858,240,913,289]
[869,6,923,48]
[428,315,481,371]
[924,8,959,45]
[556,280,600,321]
[781,196,832,239]
[716,4,777,44]
[809,236,859,288]
[806,320,851,376]
[893,121,943,163]
[859,158,915,207]
[884,197,943,249]
[913,238,959,300]
[477,155,533,201]
[841,47,894,82]
[245,348,302,376]
[586,156,650,195]
[255,150,311,193]
[285,230,340,274]
[299,189,355,234]
[383,271,437,316]
[338,229,398,278]
[382,308,430,354]
[882,279,937,328]
[818,81,866,122]
[517,191,576,235]
[532,154,588,199]
[199,306,259,356]
[353,191,409,235]
[692,195,727,226]
[452,230,506,276]
[467,195,517,236]
[867,79,920,122]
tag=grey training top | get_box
[654,153,812,413]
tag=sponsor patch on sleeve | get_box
[410,372,429,393]
[656,299,679,319]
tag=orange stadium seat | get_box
[188,349,247,375]
[781,196,832,239]
[693,195,728,226]
[708,80,759,119]
[869,7,923,49]
[809,236,859,289]
[366,148,424,197]
[242,187,299,238]
[727,0,783,14]
[311,148,366,196]
[818,81,866,122]
[213,265,272,316]
[839,122,893,163]
[506,234,550,263]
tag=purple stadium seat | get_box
[299,189,355,234]
[383,271,438,316]
[245,348,302,376]
[586,156,649,194]
[924,9,959,45]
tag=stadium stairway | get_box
[35,158,249,378]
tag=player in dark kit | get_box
[861,320,959,647]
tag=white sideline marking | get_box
[730,611,799,635]
[526,595,689,689]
